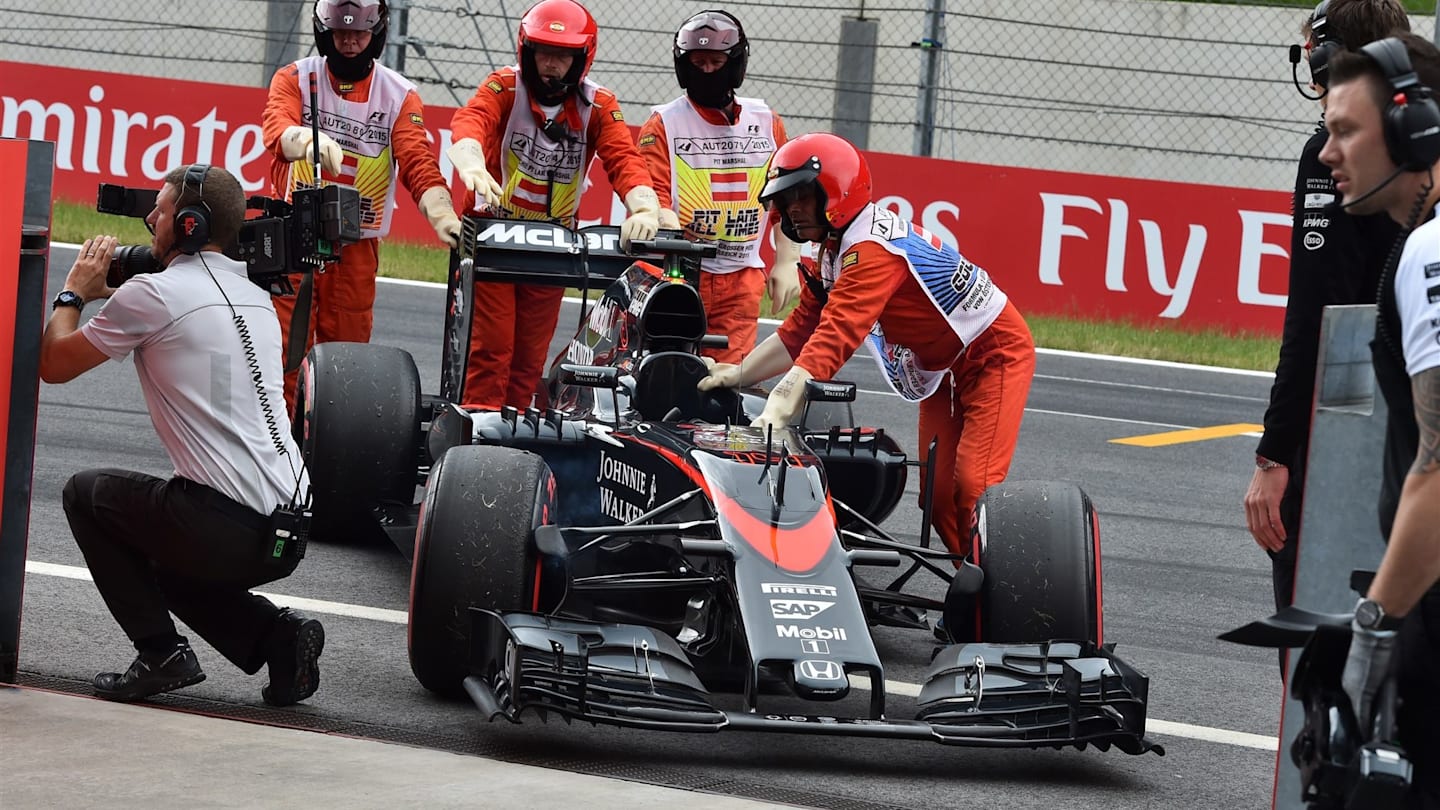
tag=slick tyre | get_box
[408,446,558,696]
[297,342,421,541]
[969,480,1101,645]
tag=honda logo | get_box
[798,659,844,681]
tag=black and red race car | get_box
[296,217,1162,754]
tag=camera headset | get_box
[1338,37,1440,212]
[172,163,213,255]
[1291,0,1340,100]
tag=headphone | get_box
[173,163,213,255]
[1307,0,1341,90]
[1362,38,1440,171]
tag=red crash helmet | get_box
[759,133,872,233]
[517,0,598,96]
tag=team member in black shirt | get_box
[1244,0,1407,619]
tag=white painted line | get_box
[49,241,1272,378]
[25,560,409,624]
[28,559,1277,752]
[1023,408,1195,431]
[1034,374,1268,403]
[848,673,1275,750]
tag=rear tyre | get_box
[967,480,1101,645]
[297,342,420,540]
[408,446,557,696]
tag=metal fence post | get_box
[912,0,944,157]
[0,138,53,684]
[263,0,302,86]
[385,0,410,73]
[833,16,878,149]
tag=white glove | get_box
[752,365,814,431]
[697,362,743,391]
[447,138,503,209]
[1343,615,1399,733]
[696,333,794,391]
[658,207,682,231]
[766,233,802,315]
[281,126,343,175]
[620,186,661,250]
[766,265,801,317]
[418,186,462,249]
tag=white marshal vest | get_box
[821,204,1007,401]
[286,56,410,239]
[654,96,774,274]
[497,74,598,225]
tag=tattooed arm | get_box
[1367,366,1440,617]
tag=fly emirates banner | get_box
[2,60,1295,334]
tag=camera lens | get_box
[107,245,162,288]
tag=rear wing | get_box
[457,216,705,288]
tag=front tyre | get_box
[969,480,1102,645]
[407,446,557,696]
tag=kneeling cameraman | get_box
[38,164,324,706]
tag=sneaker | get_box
[262,608,324,707]
[93,642,205,702]
[933,616,951,644]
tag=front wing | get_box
[465,609,1163,754]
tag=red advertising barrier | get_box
[1,60,1292,333]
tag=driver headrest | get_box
[632,351,710,422]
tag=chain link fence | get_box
[6,0,1437,189]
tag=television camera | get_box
[95,181,361,294]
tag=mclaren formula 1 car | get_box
[296,217,1162,754]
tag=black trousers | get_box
[62,469,296,674]
[1267,455,1306,612]
[1398,584,1440,809]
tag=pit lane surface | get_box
[20,248,1286,809]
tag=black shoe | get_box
[93,643,205,702]
[262,608,324,707]
[933,616,951,644]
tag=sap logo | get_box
[761,583,837,597]
[770,600,833,620]
[1303,231,1325,251]
[1302,215,1329,229]
[776,625,848,641]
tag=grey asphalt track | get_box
[15,245,1291,809]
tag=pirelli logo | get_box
[486,80,503,93]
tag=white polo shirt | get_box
[81,252,309,514]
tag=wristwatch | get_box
[1355,597,1404,632]
[51,290,84,312]
[1255,455,1286,471]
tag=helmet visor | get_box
[676,13,742,53]
[759,166,819,207]
[317,0,383,31]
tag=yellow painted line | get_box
[1110,423,1264,447]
